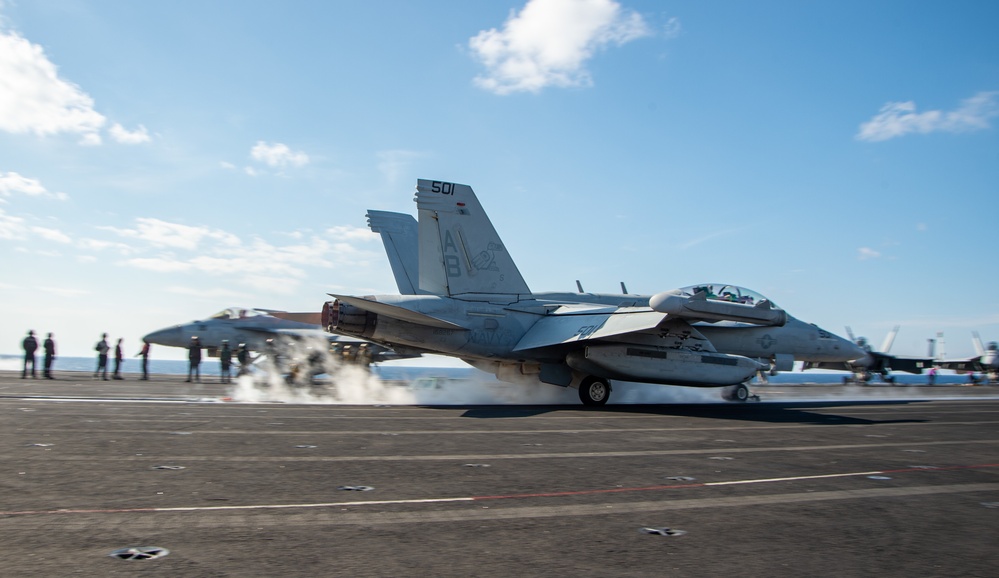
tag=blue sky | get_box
[1,0,997,361]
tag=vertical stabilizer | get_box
[415,179,530,296]
[365,210,422,295]
[972,331,985,357]
[881,325,900,353]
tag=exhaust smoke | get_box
[222,337,734,405]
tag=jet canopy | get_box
[209,308,266,320]
[679,284,779,309]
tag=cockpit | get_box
[679,284,779,309]
[209,308,264,320]
[989,342,998,352]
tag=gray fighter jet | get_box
[802,326,933,384]
[143,307,414,365]
[366,204,863,398]
[325,180,862,405]
[935,332,999,384]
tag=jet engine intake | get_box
[322,300,377,338]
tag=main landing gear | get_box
[722,383,755,402]
[578,376,611,407]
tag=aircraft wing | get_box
[513,306,715,352]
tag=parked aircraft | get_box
[366,208,862,390]
[323,180,862,405]
[935,332,999,384]
[143,307,415,366]
[802,326,932,384]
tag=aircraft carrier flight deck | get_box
[1,370,997,577]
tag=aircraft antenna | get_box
[575,280,584,294]
[620,282,628,295]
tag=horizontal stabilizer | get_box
[328,294,467,330]
[513,307,667,352]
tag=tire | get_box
[579,376,610,406]
[732,383,750,402]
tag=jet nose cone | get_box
[143,326,185,347]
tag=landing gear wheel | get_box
[723,383,749,402]
[579,377,610,406]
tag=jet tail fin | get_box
[366,210,422,295]
[972,331,985,357]
[881,325,900,354]
[415,179,530,296]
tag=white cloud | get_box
[105,217,379,295]
[166,286,248,300]
[31,226,72,244]
[0,27,106,141]
[469,0,652,95]
[250,141,310,168]
[856,91,999,142]
[78,237,134,254]
[0,208,26,239]
[37,286,90,298]
[662,17,682,39]
[858,247,881,260]
[377,149,425,183]
[676,227,744,251]
[326,225,379,243]
[109,123,151,144]
[102,218,240,251]
[0,24,150,146]
[124,256,193,273]
[0,172,68,201]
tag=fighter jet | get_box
[935,332,999,384]
[366,207,863,391]
[322,180,861,405]
[802,326,932,384]
[143,307,415,365]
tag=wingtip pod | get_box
[650,290,788,327]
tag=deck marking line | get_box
[1,463,996,517]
